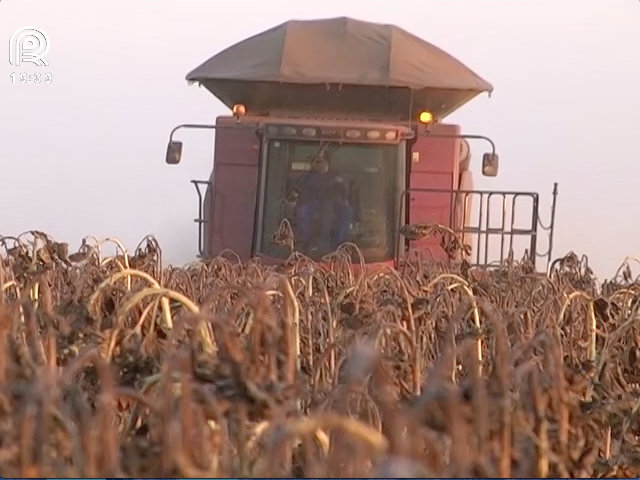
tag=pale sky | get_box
[1,0,639,277]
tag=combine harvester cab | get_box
[166,17,558,271]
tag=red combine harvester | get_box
[166,17,558,271]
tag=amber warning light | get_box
[419,111,434,124]
[232,103,247,119]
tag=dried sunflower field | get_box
[1,230,639,478]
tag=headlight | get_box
[366,130,381,139]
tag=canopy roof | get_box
[187,17,493,120]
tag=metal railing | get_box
[396,183,558,271]
[192,175,558,270]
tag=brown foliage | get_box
[0,232,639,478]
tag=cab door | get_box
[406,123,461,260]
[206,117,261,260]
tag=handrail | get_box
[191,180,212,256]
[395,186,558,272]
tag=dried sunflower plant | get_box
[0,230,639,478]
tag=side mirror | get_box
[165,140,183,165]
[482,152,499,177]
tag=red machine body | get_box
[204,118,468,263]
[170,17,558,270]
[191,116,512,268]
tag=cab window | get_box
[257,139,404,262]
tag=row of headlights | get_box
[265,125,398,142]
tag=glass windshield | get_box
[256,139,405,262]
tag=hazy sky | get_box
[2,0,639,277]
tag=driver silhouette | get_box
[295,153,353,253]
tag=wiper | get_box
[281,141,340,203]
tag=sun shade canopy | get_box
[186,17,493,120]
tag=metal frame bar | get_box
[168,123,256,142]
[191,180,211,257]
[418,131,497,155]
[395,185,558,271]
[253,139,271,254]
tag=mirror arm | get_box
[419,131,497,155]
[459,134,496,156]
[168,123,218,143]
[167,123,265,145]
[166,123,265,165]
